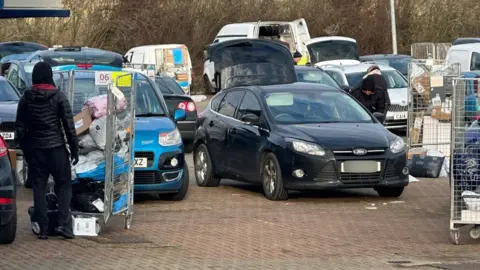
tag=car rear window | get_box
[34,49,123,68]
[155,77,185,95]
[0,43,47,59]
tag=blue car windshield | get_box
[0,80,19,101]
[264,90,373,124]
[296,69,340,88]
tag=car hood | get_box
[134,116,176,146]
[276,123,394,149]
[0,102,18,120]
[314,59,361,67]
[387,87,408,105]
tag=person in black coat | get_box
[350,73,389,115]
[15,62,79,240]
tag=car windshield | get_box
[264,90,373,124]
[0,80,19,101]
[155,77,185,95]
[345,70,408,89]
[296,69,340,88]
[57,72,165,116]
[307,40,359,63]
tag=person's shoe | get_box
[55,226,75,239]
[38,231,48,240]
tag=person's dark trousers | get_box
[30,146,72,235]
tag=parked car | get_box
[0,41,47,62]
[445,43,480,72]
[295,65,350,91]
[193,82,409,200]
[452,38,480,46]
[0,135,17,244]
[0,77,21,151]
[3,60,35,94]
[154,75,197,153]
[203,39,297,94]
[47,71,190,200]
[306,36,360,67]
[322,63,409,129]
[125,44,194,95]
[24,46,124,71]
[359,54,413,77]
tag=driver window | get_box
[326,70,343,85]
[217,90,245,118]
[236,91,262,120]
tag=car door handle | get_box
[208,121,214,127]
[230,127,237,134]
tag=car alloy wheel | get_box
[195,149,208,185]
[263,159,276,194]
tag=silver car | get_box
[322,63,408,129]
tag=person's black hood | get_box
[32,61,56,86]
[361,73,387,91]
[27,61,59,101]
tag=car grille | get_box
[0,121,19,149]
[384,161,398,178]
[314,162,337,181]
[135,151,154,167]
[134,171,162,184]
[389,104,408,112]
[333,148,386,158]
[339,172,382,185]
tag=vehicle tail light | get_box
[0,198,13,205]
[0,136,7,158]
[178,101,196,112]
[76,63,93,69]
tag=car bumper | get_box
[280,148,409,191]
[177,120,196,141]
[133,146,185,193]
[385,111,407,129]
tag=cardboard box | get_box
[74,109,92,135]
[431,106,441,119]
[412,74,431,103]
[8,149,16,170]
[438,111,451,121]
[411,111,424,144]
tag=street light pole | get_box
[390,0,398,54]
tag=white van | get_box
[445,43,480,72]
[125,44,193,94]
[306,36,361,67]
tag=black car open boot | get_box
[55,226,75,239]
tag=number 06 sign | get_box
[95,72,112,86]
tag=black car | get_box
[359,54,413,77]
[193,83,409,200]
[0,41,47,63]
[295,65,351,91]
[0,77,21,150]
[154,75,197,153]
[0,135,17,244]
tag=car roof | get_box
[305,36,356,46]
[237,82,341,94]
[449,43,480,51]
[322,62,396,73]
[360,54,412,60]
[294,65,325,71]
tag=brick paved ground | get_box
[2,98,480,270]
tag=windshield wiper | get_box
[136,113,166,117]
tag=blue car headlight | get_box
[390,136,405,154]
[159,128,182,146]
[290,139,326,156]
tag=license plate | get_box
[341,161,381,173]
[134,158,147,168]
[0,132,14,140]
[393,112,408,120]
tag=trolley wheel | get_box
[450,230,460,245]
[469,226,480,240]
[124,214,132,229]
[95,222,102,234]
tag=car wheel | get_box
[0,203,17,244]
[194,144,221,187]
[162,164,189,201]
[375,187,405,198]
[204,75,214,95]
[261,153,288,201]
[183,140,194,153]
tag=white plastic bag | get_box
[89,116,107,149]
[116,111,131,131]
[75,161,100,174]
[86,150,105,162]
[463,191,480,211]
[78,134,98,149]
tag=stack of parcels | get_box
[70,90,131,214]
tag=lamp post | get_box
[390,0,398,54]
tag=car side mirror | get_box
[373,112,385,124]
[173,109,186,122]
[241,113,260,125]
[340,85,351,92]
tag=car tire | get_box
[375,187,405,198]
[204,75,214,95]
[162,164,189,201]
[183,140,194,154]
[261,153,288,201]
[194,144,221,187]
[0,203,17,244]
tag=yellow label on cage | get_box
[111,72,132,87]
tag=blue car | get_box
[65,71,190,200]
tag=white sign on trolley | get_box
[95,71,112,86]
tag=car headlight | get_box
[291,140,326,156]
[159,128,182,146]
[390,136,405,154]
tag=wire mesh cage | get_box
[407,60,461,157]
[55,70,136,233]
[450,77,480,244]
